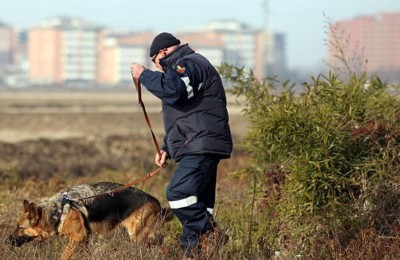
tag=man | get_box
[130,32,232,257]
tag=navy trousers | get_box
[166,154,220,252]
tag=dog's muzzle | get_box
[5,235,35,247]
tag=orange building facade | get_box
[28,17,105,85]
[28,29,63,84]
[329,12,400,79]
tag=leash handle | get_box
[131,73,162,158]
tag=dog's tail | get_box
[160,207,174,222]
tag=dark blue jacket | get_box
[139,44,233,162]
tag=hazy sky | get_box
[1,0,399,70]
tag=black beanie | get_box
[149,32,181,57]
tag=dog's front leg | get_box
[58,207,88,260]
[61,240,78,260]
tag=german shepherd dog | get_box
[6,181,173,260]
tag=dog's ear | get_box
[28,202,40,226]
[23,200,30,213]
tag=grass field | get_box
[0,88,255,259]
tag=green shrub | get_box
[219,64,400,257]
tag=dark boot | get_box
[200,227,229,258]
[181,244,202,260]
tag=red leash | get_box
[78,74,164,201]
[132,75,162,158]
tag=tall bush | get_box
[219,64,400,256]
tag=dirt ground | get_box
[0,87,248,183]
[0,88,247,142]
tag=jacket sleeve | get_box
[161,136,170,157]
[138,59,204,105]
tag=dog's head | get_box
[6,200,51,247]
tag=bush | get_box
[219,64,400,257]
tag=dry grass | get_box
[0,88,252,260]
[2,89,400,259]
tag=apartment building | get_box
[100,21,286,85]
[96,31,225,85]
[178,31,224,66]
[186,21,257,70]
[98,31,154,85]
[180,20,286,79]
[28,17,104,85]
[24,17,286,85]
[0,21,14,67]
[256,30,286,78]
[329,12,400,80]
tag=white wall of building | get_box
[63,30,98,81]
